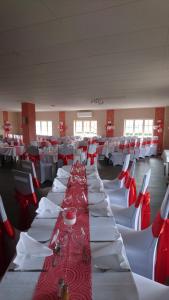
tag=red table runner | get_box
[33,163,92,300]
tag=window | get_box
[74,120,97,137]
[36,121,52,136]
[124,119,153,137]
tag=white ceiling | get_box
[0,0,169,111]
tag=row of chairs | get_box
[101,154,169,298]
[0,160,52,278]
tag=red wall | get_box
[22,103,36,145]
[154,107,165,153]
[59,111,66,137]
[106,110,114,137]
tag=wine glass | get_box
[62,207,77,234]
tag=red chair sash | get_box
[33,177,40,188]
[21,152,29,160]
[50,141,58,145]
[1,220,15,238]
[152,213,169,284]
[87,152,97,165]
[118,170,129,180]
[78,145,88,152]
[98,141,105,145]
[135,192,151,229]
[155,220,169,284]
[28,154,40,164]
[130,142,135,148]
[58,153,74,165]
[15,190,37,207]
[125,177,137,206]
[119,144,125,150]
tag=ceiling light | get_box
[91,97,104,105]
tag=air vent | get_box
[77,111,92,118]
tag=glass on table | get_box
[62,207,77,231]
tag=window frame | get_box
[73,120,97,137]
[124,119,154,137]
[36,120,53,136]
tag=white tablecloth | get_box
[161,150,169,178]
[0,146,25,158]
[0,166,139,300]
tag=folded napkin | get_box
[13,232,53,270]
[86,165,97,173]
[87,171,100,179]
[88,192,107,205]
[62,165,72,173]
[89,194,113,217]
[36,197,62,218]
[92,238,129,270]
[87,178,104,192]
[90,225,120,242]
[52,178,66,192]
[91,239,122,258]
[47,192,65,206]
[57,167,70,178]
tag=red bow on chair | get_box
[87,152,97,165]
[125,177,137,206]
[58,154,74,165]
[152,212,169,284]
[28,154,40,165]
[78,145,88,152]
[32,177,40,188]
[135,192,151,229]
[15,190,37,207]
[118,170,129,180]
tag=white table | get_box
[0,168,139,300]
[161,150,169,179]
[0,146,25,159]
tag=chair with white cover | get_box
[150,136,159,156]
[111,169,151,230]
[58,144,74,167]
[12,169,38,230]
[139,138,146,159]
[118,184,169,282]
[109,138,126,166]
[27,145,54,184]
[106,159,136,207]
[134,138,141,160]
[0,195,20,278]
[77,140,88,163]
[102,154,130,192]
[145,137,151,157]
[21,160,40,188]
[133,273,169,300]
[87,143,97,166]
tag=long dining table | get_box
[0,163,139,300]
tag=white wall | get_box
[114,108,155,136]
[36,111,59,136]
[65,110,106,136]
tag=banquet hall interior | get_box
[0,1,169,299]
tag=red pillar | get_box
[154,107,165,153]
[59,112,66,137]
[21,102,36,146]
[3,111,8,123]
[2,111,9,137]
[106,110,114,137]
